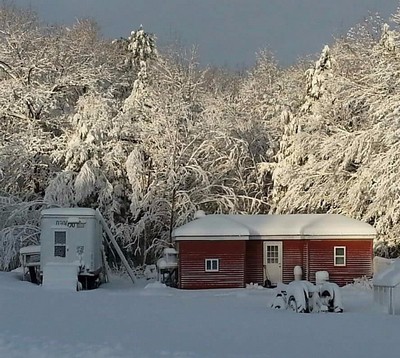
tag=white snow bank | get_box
[245,282,264,290]
[42,262,79,290]
[144,281,167,289]
[0,334,127,358]
[0,271,399,358]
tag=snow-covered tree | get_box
[0,5,129,202]
[4,3,400,270]
[123,26,157,110]
[265,14,400,256]
[0,196,45,270]
[118,48,273,264]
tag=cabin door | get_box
[263,241,283,286]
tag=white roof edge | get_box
[301,234,376,239]
[41,208,97,217]
[174,235,249,241]
[250,234,375,239]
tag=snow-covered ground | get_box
[0,271,399,358]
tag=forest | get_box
[1,4,400,270]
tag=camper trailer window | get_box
[54,231,66,258]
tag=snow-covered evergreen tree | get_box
[4,3,400,270]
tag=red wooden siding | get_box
[245,241,263,285]
[302,240,310,281]
[178,240,246,289]
[177,238,373,289]
[282,240,305,283]
[307,240,373,286]
[251,239,372,286]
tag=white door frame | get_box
[263,241,283,285]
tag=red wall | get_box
[281,239,372,286]
[245,241,263,285]
[178,240,246,289]
[177,238,373,289]
[307,240,373,286]
[282,240,305,283]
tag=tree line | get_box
[1,4,400,269]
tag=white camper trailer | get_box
[40,208,104,289]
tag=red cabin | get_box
[172,214,376,289]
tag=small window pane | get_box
[55,231,66,245]
[336,257,345,265]
[206,260,211,271]
[54,246,66,258]
[212,260,218,270]
[335,247,345,256]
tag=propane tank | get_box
[315,271,329,284]
[294,266,303,281]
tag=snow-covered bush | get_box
[0,197,43,270]
[351,276,373,290]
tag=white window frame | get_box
[334,246,346,267]
[205,259,219,272]
[54,231,67,258]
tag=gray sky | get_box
[14,0,400,68]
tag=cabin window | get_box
[54,231,66,257]
[334,246,346,266]
[205,259,219,272]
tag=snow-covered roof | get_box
[373,259,400,287]
[173,215,250,240]
[173,214,376,240]
[163,248,178,255]
[41,208,97,217]
[19,245,41,254]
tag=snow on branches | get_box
[3,3,400,270]
[0,197,43,270]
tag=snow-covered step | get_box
[42,263,79,291]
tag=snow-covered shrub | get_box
[351,276,373,290]
[0,197,43,270]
